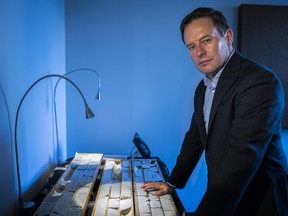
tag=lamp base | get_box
[17,201,36,216]
[23,201,35,208]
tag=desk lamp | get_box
[53,68,101,165]
[14,74,95,209]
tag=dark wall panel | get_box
[238,4,288,128]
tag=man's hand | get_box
[141,182,175,196]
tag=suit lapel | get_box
[194,80,208,146]
[207,52,243,135]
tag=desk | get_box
[33,153,186,216]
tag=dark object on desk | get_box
[132,132,170,179]
[133,132,151,158]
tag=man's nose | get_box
[195,45,205,57]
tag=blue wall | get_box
[0,1,287,215]
[65,0,288,212]
[0,1,65,215]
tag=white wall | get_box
[65,0,288,212]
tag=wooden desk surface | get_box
[34,153,184,216]
[33,153,103,216]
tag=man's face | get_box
[183,17,233,78]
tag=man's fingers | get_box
[142,183,158,190]
[141,182,172,197]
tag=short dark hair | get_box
[180,7,230,43]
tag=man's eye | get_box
[202,38,211,44]
[188,45,195,51]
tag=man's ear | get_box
[225,29,234,45]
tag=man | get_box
[142,7,288,216]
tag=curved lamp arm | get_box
[54,68,101,101]
[14,74,95,209]
[53,68,101,165]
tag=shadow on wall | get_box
[0,84,16,216]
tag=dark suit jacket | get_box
[168,51,288,216]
